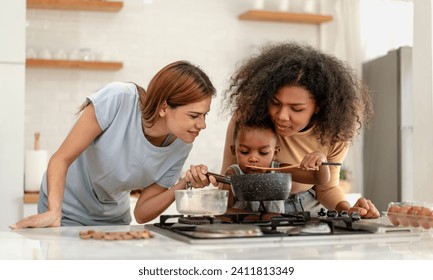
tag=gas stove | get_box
[145,209,420,244]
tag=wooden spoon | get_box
[245,164,300,171]
[245,162,341,171]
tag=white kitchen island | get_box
[1,222,433,260]
[1,222,433,280]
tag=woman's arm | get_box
[135,162,230,223]
[289,166,330,185]
[134,179,188,224]
[313,165,330,184]
[10,103,103,229]
[349,198,380,218]
[221,116,237,174]
[335,198,379,218]
[223,167,236,208]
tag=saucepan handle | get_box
[207,172,231,184]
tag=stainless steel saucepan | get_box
[175,189,228,216]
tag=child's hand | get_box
[299,152,327,170]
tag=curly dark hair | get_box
[233,115,276,143]
[224,41,373,146]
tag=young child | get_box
[224,119,330,213]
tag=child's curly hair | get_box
[224,41,373,146]
[233,115,277,144]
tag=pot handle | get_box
[207,172,231,184]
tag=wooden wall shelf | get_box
[239,10,333,24]
[27,0,123,12]
[26,59,123,70]
[24,192,39,204]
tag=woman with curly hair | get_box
[219,41,379,218]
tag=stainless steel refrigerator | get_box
[362,46,413,212]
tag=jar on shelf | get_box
[26,47,37,59]
[39,48,52,60]
[79,48,94,61]
[253,0,265,10]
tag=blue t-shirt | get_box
[38,82,192,226]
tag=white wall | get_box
[24,0,322,174]
[412,0,433,202]
[0,0,26,230]
[360,0,413,62]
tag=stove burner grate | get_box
[178,216,222,225]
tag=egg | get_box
[388,204,401,213]
[387,204,401,226]
[417,207,432,229]
[397,205,412,227]
[408,206,421,227]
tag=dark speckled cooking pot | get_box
[208,172,292,201]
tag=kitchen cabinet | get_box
[239,10,333,24]
[26,58,123,70]
[27,0,123,12]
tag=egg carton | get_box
[386,202,433,230]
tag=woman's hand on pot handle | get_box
[185,164,218,188]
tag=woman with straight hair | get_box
[11,60,216,228]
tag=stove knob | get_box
[339,210,349,217]
[318,208,327,216]
[350,212,361,221]
[327,210,338,218]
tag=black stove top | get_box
[144,209,415,244]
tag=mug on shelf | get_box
[53,49,68,60]
[26,48,37,59]
[39,48,52,60]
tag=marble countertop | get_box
[2,220,433,260]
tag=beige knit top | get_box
[276,126,349,210]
